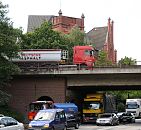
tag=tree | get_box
[118,56,137,66]
[20,22,68,50]
[0,1,22,104]
[66,26,86,62]
[67,25,85,46]
[108,90,141,112]
[95,50,112,67]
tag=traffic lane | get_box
[25,119,141,130]
[72,119,141,130]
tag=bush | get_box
[0,104,24,122]
[117,102,125,112]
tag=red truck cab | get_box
[73,46,97,69]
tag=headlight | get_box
[28,124,32,128]
[44,124,49,128]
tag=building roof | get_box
[27,15,54,32]
[86,26,108,50]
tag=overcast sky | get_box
[1,0,141,63]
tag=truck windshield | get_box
[29,101,53,111]
[85,50,94,56]
[126,103,139,109]
[34,111,55,121]
[83,101,102,110]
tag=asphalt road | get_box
[25,119,141,130]
[68,119,141,130]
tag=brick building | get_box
[86,18,117,64]
[27,9,84,34]
[27,10,117,63]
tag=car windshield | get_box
[34,111,55,121]
[99,114,112,118]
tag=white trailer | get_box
[126,99,141,118]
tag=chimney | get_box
[108,17,111,32]
[58,9,62,16]
[81,13,85,31]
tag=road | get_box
[72,119,141,130]
[25,119,141,130]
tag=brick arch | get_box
[37,96,54,102]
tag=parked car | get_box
[0,114,24,130]
[65,113,80,129]
[28,109,67,130]
[117,112,135,123]
[96,113,119,126]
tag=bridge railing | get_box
[18,63,141,73]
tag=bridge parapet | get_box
[19,65,141,75]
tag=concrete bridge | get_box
[6,66,141,120]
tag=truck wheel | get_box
[75,123,79,129]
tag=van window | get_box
[55,113,60,119]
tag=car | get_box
[28,109,67,130]
[65,113,80,129]
[117,112,135,123]
[96,113,119,126]
[0,115,24,130]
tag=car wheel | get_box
[111,121,114,126]
[63,126,67,130]
[75,123,79,129]
[116,120,119,125]
[132,119,135,123]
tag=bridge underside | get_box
[68,85,141,91]
[67,73,141,90]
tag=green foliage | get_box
[0,1,22,105]
[65,26,86,62]
[67,25,85,46]
[0,104,24,122]
[20,22,68,50]
[117,102,125,112]
[108,90,141,112]
[95,50,112,66]
[118,56,137,66]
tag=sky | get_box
[1,0,141,63]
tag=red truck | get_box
[73,45,96,69]
[12,45,97,70]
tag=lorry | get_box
[12,45,97,71]
[82,93,116,123]
[126,99,141,118]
